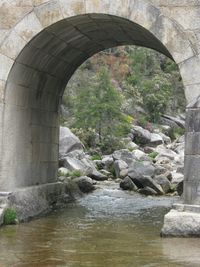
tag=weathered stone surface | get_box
[139,186,157,196]
[114,160,128,178]
[120,176,137,191]
[131,175,164,195]
[154,174,171,193]
[128,161,155,179]
[88,170,108,181]
[161,209,200,237]
[59,127,84,157]
[131,125,151,144]
[74,176,95,193]
[149,133,163,146]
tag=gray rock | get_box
[138,186,157,196]
[74,176,95,193]
[176,180,184,196]
[112,149,136,163]
[154,174,171,193]
[120,177,137,191]
[171,171,184,184]
[58,167,69,176]
[132,149,150,161]
[131,125,151,144]
[62,157,92,175]
[149,133,163,146]
[128,161,155,179]
[88,170,108,181]
[131,175,164,195]
[114,160,128,178]
[59,127,84,157]
[102,156,114,170]
[162,115,185,129]
[161,209,200,237]
[154,165,167,175]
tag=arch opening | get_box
[2,14,176,190]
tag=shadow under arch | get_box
[3,14,175,190]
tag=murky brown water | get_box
[0,181,200,267]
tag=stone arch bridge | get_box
[0,0,200,235]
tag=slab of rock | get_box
[154,174,171,194]
[128,161,155,179]
[114,160,128,178]
[139,186,157,196]
[58,167,69,176]
[131,125,151,145]
[102,156,114,170]
[120,177,137,191]
[59,127,84,157]
[74,176,95,193]
[161,209,200,237]
[112,149,136,163]
[62,157,92,175]
[149,133,163,146]
[88,170,108,181]
[131,175,164,195]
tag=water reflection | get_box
[0,182,199,267]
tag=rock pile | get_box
[58,123,185,196]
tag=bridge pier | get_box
[162,96,200,236]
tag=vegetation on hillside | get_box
[61,46,185,154]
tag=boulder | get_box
[128,161,155,179]
[138,186,157,196]
[149,133,163,146]
[114,160,128,178]
[176,180,184,196]
[162,115,185,129]
[155,145,178,161]
[131,149,150,161]
[131,175,164,195]
[62,157,92,175]
[154,165,167,175]
[88,170,108,181]
[74,176,95,193]
[58,167,69,176]
[171,171,184,184]
[154,174,171,194]
[112,149,136,164]
[59,127,84,157]
[120,176,137,191]
[131,125,151,145]
[102,156,114,170]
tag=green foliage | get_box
[148,151,159,159]
[3,208,17,225]
[72,67,131,153]
[91,155,102,161]
[69,170,82,178]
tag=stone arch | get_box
[0,0,199,192]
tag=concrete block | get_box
[185,109,200,132]
[0,30,26,59]
[15,12,43,42]
[185,132,200,155]
[185,84,200,105]
[58,0,85,17]
[179,55,200,86]
[184,155,200,182]
[161,209,200,237]
[34,0,63,27]
[0,54,13,81]
[5,82,29,107]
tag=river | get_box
[0,181,200,267]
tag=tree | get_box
[73,67,130,152]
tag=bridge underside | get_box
[2,14,172,190]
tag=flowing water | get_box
[0,181,200,267]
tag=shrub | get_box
[3,208,17,225]
[148,151,159,159]
[91,155,102,161]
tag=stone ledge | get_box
[161,207,200,237]
[5,182,75,223]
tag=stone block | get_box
[161,209,200,237]
[0,30,26,59]
[185,84,200,105]
[185,109,200,132]
[0,54,13,81]
[0,80,5,102]
[185,132,200,155]
[34,0,63,27]
[58,0,85,17]
[184,155,200,182]
[5,82,29,107]
[15,12,43,42]
[179,55,200,86]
